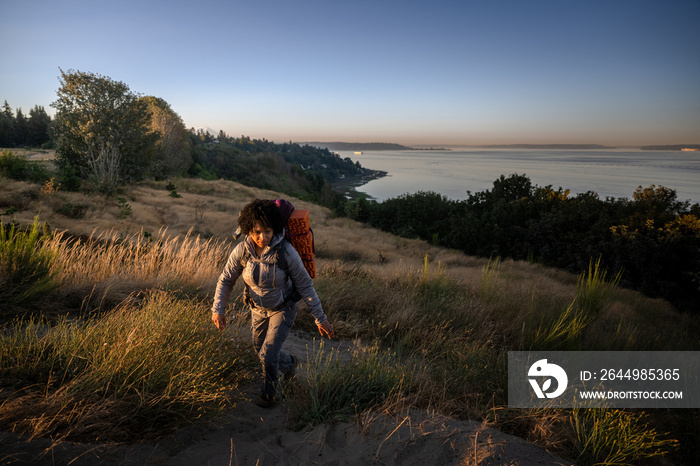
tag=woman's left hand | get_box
[317,320,335,339]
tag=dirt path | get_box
[0,331,571,465]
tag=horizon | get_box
[2,0,699,147]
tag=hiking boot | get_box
[254,393,276,409]
[285,354,298,382]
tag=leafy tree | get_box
[141,96,192,179]
[50,69,157,189]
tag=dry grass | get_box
[0,292,255,443]
[2,174,698,463]
[43,228,233,312]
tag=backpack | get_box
[234,200,315,277]
[276,199,316,279]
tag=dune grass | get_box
[285,341,409,428]
[0,291,255,443]
[1,176,697,463]
[570,408,680,466]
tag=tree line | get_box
[2,69,366,212]
[0,101,52,148]
[345,174,700,313]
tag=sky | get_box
[2,0,699,146]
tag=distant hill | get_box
[641,144,700,151]
[477,144,614,150]
[306,142,413,151]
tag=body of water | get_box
[339,149,700,204]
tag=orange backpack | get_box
[275,199,315,278]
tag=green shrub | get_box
[0,149,51,183]
[0,217,58,312]
[53,202,88,219]
[116,197,132,218]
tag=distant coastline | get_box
[475,144,614,150]
[308,141,621,151]
[307,141,700,153]
[306,142,413,151]
[330,167,388,201]
[641,144,700,151]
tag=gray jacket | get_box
[211,234,327,325]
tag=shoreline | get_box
[331,168,387,201]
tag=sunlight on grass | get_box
[576,256,622,316]
[480,257,500,303]
[570,408,679,465]
[0,291,253,442]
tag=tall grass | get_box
[286,341,409,428]
[576,256,622,316]
[528,256,623,351]
[0,291,254,442]
[480,256,500,303]
[307,255,688,464]
[530,299,594,351]
[0,217,59,312]
[44,227,232,311]
[570,408,679,465]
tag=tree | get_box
[140,96,192,179]
[27,105,52,147]
[50,69,157,188]
[13,109,28,147]
[0,101,14,147]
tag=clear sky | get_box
[2,0,699,146]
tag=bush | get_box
[0,217,58,313]
[0,149,51,183]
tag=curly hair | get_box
[237,199,285,235]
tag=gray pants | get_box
[251,302,299,396]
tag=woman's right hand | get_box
[212,313,227,330]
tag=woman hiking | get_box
[211,199,334,408]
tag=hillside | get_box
[1,175,697,465]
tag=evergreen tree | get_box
[0,101,14,147]
[27,105,51,147]
[13,108,28,147]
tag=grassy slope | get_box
[2,175,699,464]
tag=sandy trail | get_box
[0,331,571,465]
